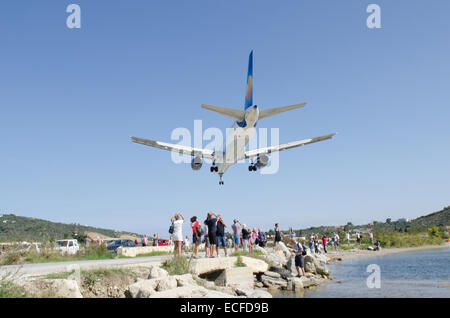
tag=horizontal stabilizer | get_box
[258,103,306,120]
[201,104,245,121]
[245,133,336,158]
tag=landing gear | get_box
[210,166,219,173]
[219,174,224,185]
[248,165,257,171]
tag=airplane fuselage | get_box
[214,105,259,176]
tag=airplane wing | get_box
[244,133,336,158]
[131,136,215,159]
[258,103,306,120]
[201,104,245,121]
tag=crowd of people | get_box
[166,211,269,258]
[136,213,381,267]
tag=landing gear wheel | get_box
[210,167,214,173]
[252,165,257,171]
[215,166,219,172]
[248,166,253,171]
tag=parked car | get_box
[107,239,136,252]
[55,239,79,255]
[156,239,169,246]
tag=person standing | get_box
[242,224,250,252]
[291,239,305,277]
[334,233,340,251]
[184,235,191,253]
[190,216,202,259]
[203,220,210,258]
[251,228,258,252]
[274,223,282,246]
[216,215,228,257]
[258,229,266,247]
[231,219,242,252]
[369,231,374,245]
[356,232,361,245]
[170,212,185,255]
[346,232,350,246]
[322,235,328,254]
[205,211,218,258]
[308,237,314,254]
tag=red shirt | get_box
[322,237,327,244]
[192,221,201,234]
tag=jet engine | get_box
[255,155,269,169]
[191,156,203,171]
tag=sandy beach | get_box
[325,242,450,263]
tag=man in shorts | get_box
[231,219,242,252]
[205,211,218,258]
[216,215,228,257]
[291,239,305,277]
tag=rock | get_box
[299,276,320,288]
[45,279,82,298]
[304,261,316,273]
[192,256,268,275]
[263,271,281,279]
[275,242,292,259]
[254,246,268,255]
[126,279,157,298]
[173,274,196,287]
[291,277,304,291]
[215,267,254,289]
[155,276,178,291]
[260,275,288,289]
[286,256,297,274]
[148,266,169,279]
[268,266,293,279]
[149,285,237,298]
[248,289,273,298]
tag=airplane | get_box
[131,51,336,185]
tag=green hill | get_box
[0,214,141,242]
[292,205,450,236]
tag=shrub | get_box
[162,255,194,275]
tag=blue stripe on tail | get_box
[244,50,253,110]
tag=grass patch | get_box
[44,270,76,280]
[234,256,246,267]
[0,280,29,298]
[81,268,131,287]
[161,255,194,275]
[0,244,115,265]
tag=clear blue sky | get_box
[1,1,449,237]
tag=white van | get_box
[55,239,79,255]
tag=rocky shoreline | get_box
[11,242,333,298]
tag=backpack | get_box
[169,221,174,234]
[196,223,204,237]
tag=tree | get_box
[386,218,392,224]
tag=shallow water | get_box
[280,247,450,298]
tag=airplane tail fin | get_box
[244,50,253,110]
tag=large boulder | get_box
[126,279,158,298]
[215,267,254,289]
[192,256,268,275]
[286,256,297,274]
[263,271,281,279]
[254,246,268,255]
[304,254,330,276]
[290,277,304,291]
[173,274,196,287]
[275,242,292,259]
[126,276,177,297]
[148,266,169,279]
[45,279,82,298]
[260,275,288,289]
[268,266,293,279]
